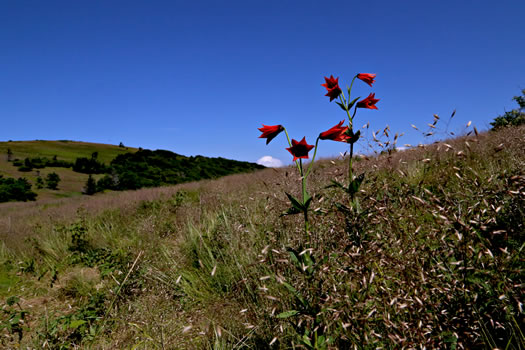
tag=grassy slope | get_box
[0,140,137,201]
[0,127,523,349]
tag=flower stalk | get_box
[258,124,318,238]
[320,73,379,204]
[257,72,380,236]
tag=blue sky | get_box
[1,0,523,166]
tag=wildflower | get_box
[319,120,349,142]
[356,73,376,87]
[258,124,284,144]
[357,93,380,110]
[321,75,342,101]
[286,137,314,162]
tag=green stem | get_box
[349,142,355,201]
[348,75,357,101]
[338,92,353,127]
[299,159,309,236]
[283,127,301,174]
[304,137,320,179]
[348,105,360,202]
[352,104,358,119]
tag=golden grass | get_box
[0,126,523,348]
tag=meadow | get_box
[0,126,523,349]
[0,141,137,201]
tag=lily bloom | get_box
[258,124,284,144]
[286,137,314,162]
[319,120,349,142]
[321,75,342,102]
[356,73,376,87]
[357,93,380,110]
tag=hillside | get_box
[0,127,523,349]
[0,140,137,201]
[0,140,264,201]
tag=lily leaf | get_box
[349,173,365,195]
[304,193,312,211]
[335,101,347,112]
[276,310,299,318]
[326,180,346,190]
[348,96,360,110]
[303,251,314,268]
[335,202,350,214]
[286,192,305,212]
[282,281,308,307]
[280,206,302,217]
[287,249,300,266]
[347,129,361,144]
[301,335,313,347]
[69,320,87,329]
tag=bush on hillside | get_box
[45,172,61,190]
[12,156,73,172]
[491,89,525,129]
[93,149,265,192]
[83,175,97,195]
[72,156,109,174]
[0,176,37,202]
[35,176,44,189]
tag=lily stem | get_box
[299,159,309,238]
[304,137,320,179]
[283,127,301,174]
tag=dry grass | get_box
[0,126,523,349]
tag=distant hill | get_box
[106,149,265,191]
[0,140,264,201]
[0,140,136,164]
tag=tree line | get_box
[2,148,265,201]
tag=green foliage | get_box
[13,156,73,172]
[0,140,136,164]
[35,176,44,189]
[0,175,37,202]
[0,127,523,348]
[98,149,265,191]
[491,89,525,129]
[22,218,139,348]
[83,175,97,195]
[72,156,109,174]
[0,296,28,343]
[66,220,131,276]
[45,172,61,190]
[37,292,106,349]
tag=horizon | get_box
[1,0,524,167]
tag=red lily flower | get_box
[319,120,349,142]
[357,93,380,110]
[258,124,284,144]
[321,75,342,102]
[356,73,376,87]
[286,137,314,162]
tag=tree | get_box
[491,89,525,130]
[0,176,37,202]
[119,142,125,148]
[83,175,97,195]
[45,172,61,190]
[35,176,44,189]
[18,158,33,172]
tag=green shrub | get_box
[491,89,525,129]
[0,176,37,202]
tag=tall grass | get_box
[0,126,523,349]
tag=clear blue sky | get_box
[1,0,523,165]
